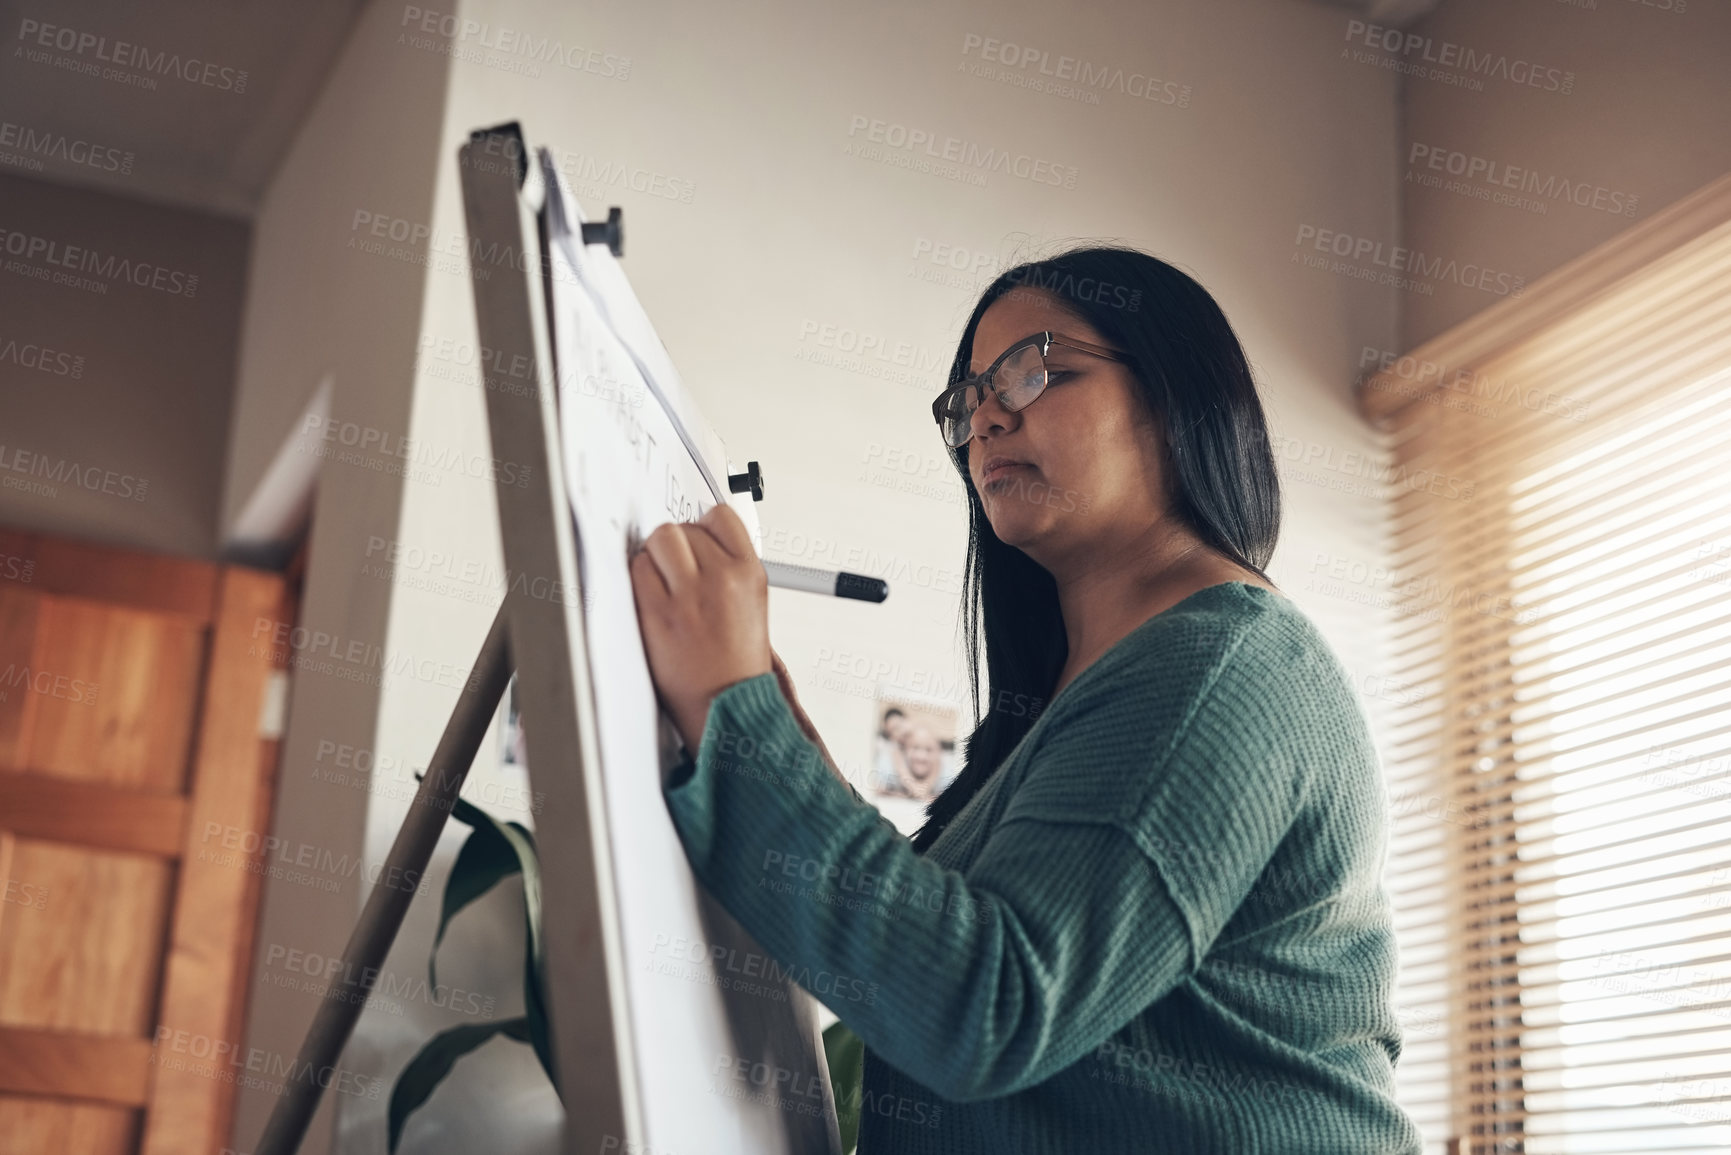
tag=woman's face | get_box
[962,289,1167,569]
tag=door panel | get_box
[24,598,206,790]
[0,839,174,1035]
[0,1096,138,1153]
[0,592,41,768]
[0,529,293,1155]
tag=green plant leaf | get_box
[823,1020,864,1155]
[470,812,548,1089]
[428,799,524,988]
[508,819,554,1093]
[445,793,544,981]
[388,1016,531,1153]
[419,785,558,1097]
[523,920,557,1091]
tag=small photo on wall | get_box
[869,694,960,803]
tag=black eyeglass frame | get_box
[930,330,1135,448]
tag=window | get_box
[1361,174,1731,1154]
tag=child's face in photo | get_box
[899,726,943,797]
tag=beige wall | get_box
[221,0,451,1150]
[0,0,1435,1151]
[339,0,1409,1150]
[0,173,247,556]
[1398,0,1731,346]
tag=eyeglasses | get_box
[930,331,1133,449]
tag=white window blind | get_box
[1360,175,1731,1155]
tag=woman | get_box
[630,246,1422,1153]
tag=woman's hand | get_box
[629,503,772,752]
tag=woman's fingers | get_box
[629,543,669,602]
[638,519,700,598]
[624,504,775,753]
[681,518,735,574]
[639,504,757,596]
[685,508,767,601]
[697,502,754,559]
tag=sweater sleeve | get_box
[662,671,1196,1103]
[667,721,906,839]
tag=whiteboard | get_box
[461,128,841,1155]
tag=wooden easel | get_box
[256,123,841,1155]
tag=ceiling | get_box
[0,0,1445,222]
[1301,0,1445,26]
[0,0,368,219]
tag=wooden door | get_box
[0,529,294,1155]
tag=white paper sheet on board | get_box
[537,149,840,1155]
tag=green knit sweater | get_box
[663,581,1422,1154]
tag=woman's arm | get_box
[639,509,1316,1102]
[763,647,904,825]
[768,647,849,789]
[662,653,1307,1104]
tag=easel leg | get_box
[254,607,514,1155]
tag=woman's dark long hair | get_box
[909,245,1282,854]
